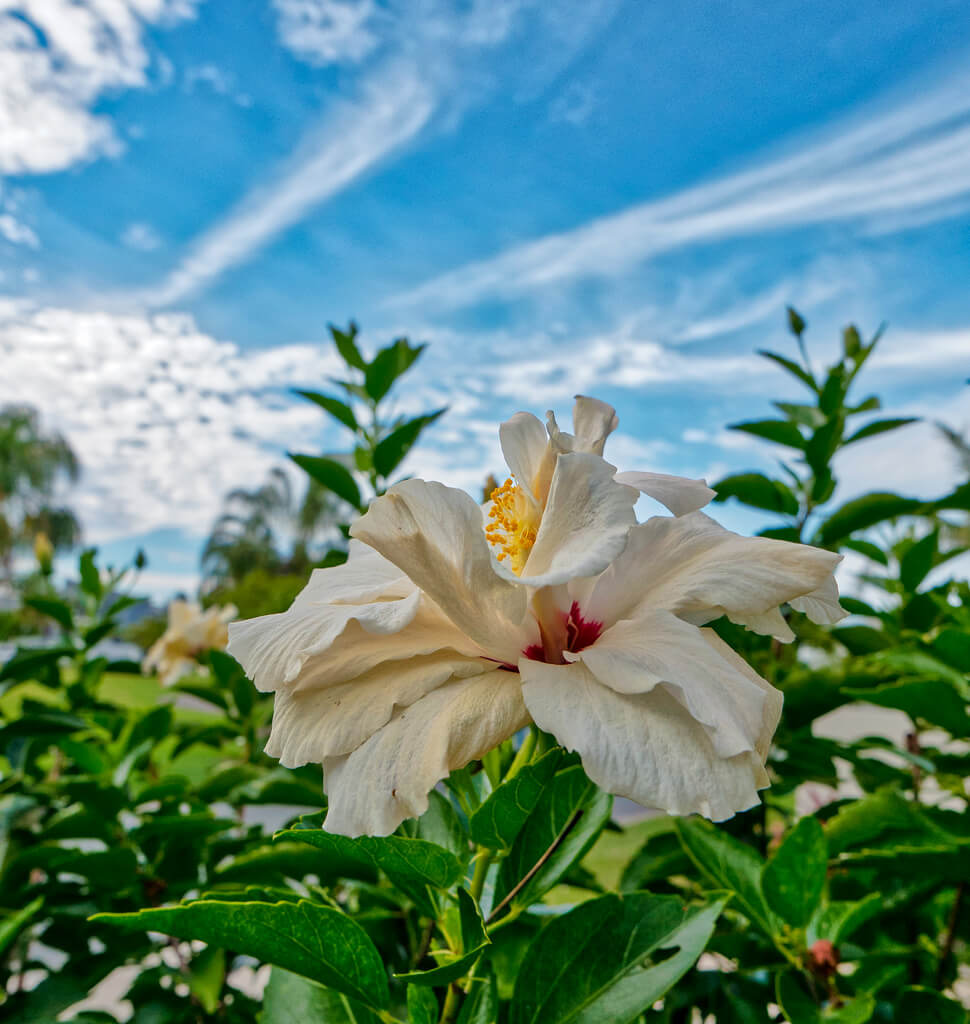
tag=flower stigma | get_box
[485,477,539,574]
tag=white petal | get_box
[521,659,770,821]
[571,396,618,456]
[266,653,490,764]
[510,452,637,588]
[499,411,549,503]
[323,670,530,836]
[613,470,715,516]
[586,512,841,635]
[350,479,529,663]
[566,611,779,758]
[789,575,847,624]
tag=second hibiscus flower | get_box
[228,397,844,836]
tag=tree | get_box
[200,467,344,593]
[0,404,80,579]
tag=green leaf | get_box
[895,988,968,1024]
[729,419,805,449]
[469,748,563,851]
[935,481,970,511]
[712,473,799,515]
[674,818,779,936]
[776,971,874,1024]
[288,454,362,510]
[364,337,424,403]
[759,349,816,391]
[844,417,918,445]
[823,788,931,856]
[843,324,862,358]
[456,975,498,1024]
[78,547,102,600]
[814,492,923,546]
[900,529,937,591]
[295,390,359,432]
[262,967,380,1024]
[373,408,446,479]
[842,678,970,737]
[0,896,43,957]
[396,888,489,986]
[509,893,725,1024]
[408,984,440,1024]
[23,597,73,631]
[495,764,612,911]
[787,306,806,336]
[831,626,890,655]
[93,899,389,1009]
[808,894,883,945]
[279,827,462,915]
[331,322,366,371]
[805,418,842,475]
[188,945,225,1014]
[819,366,845,415]
[762,816,826,927]
[0,644,75,682]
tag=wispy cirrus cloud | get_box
[392,62,970,313]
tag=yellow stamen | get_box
[486,478,539,575]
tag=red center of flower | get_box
[524,601,602,663]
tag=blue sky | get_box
[0,0,968,597]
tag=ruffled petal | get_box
[350,479,529,663]
[508,452,637,588]
[585,511,842,636]
[564,611,779,759]
[520,659,771,821]
[266,653,490,765]
[499,411,549,504]
[571,396,618,456]
[789,575,848,624]
[323,670,530,836]
[613,470,715,516]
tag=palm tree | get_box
[201,467,344,592]
[0,405,81,578]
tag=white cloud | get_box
[392,63,970,312]
[146,60,434,306]
[0,0,198,176]
[0,301,344,542]
[0,212,37,247]
[272,0,380,65]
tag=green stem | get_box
[504,726,538,782]
[469,849,494,903]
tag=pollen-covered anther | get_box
[485,478,538,573]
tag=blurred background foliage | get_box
[0,313,968,1023]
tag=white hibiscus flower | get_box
[144,599,236,686]
[228,397,844,837]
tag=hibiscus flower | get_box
[228,397,843,836]
[144,599,236,686]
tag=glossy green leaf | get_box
[93,899,389,1008]
[675,818,779,936]
[288,454,362,510]
[842,678,970,737]
[895,988,968,1024]
[280,827,462,914]
[373,408,446,479]
[844,417,918,445]
[0,645,75,682]
[187,945,224,1014]
[729,419,805,449]
[509,893,726,1024]
[24,597,73,631]
[364,338,424,402]
[469,748,562,851]
[262,967,380,1024]
[814,491,923,546]
[712,472,799,515]
[762,816,826,927]
[495,764,612,911]
[295,390,358,431]
[408,984,440,1024]
[78,548,102,600]
[0,896,43,957]
[456,975,498,1024]
[330,322,366,370]
[899,529,937,592]
[807,894,883,945]
[842,539,888,566]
